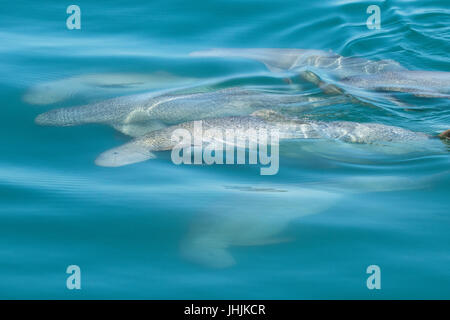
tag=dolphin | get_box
[180,185,341,268]
[341,71,450,98]
[23,72,197,105]
[180,173,435,268]
[95,110,445,167]
[190,48,405,76]
[190,48,450,102]
[35,87,347,137]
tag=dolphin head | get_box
[95,141,156,167]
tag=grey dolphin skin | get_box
[341,71,450,98]
[35,87,345,137]
[190,48,450,99]
[95,111,441,167]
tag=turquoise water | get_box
[1,0,449,299]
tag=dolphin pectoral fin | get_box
[113,109,168,136]
[123,109,151,123]
[112,120,167,137]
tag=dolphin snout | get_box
[95,146,156,167]
[95,150,121,167]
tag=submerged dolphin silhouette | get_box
[181,174,432,268]
[23,72,197,105]
[190,48,404,76]
[341,71,450,98]
[191,48,450,100]
[35,87,345,137]
[95,110,444,167]
[180,185,341,268]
